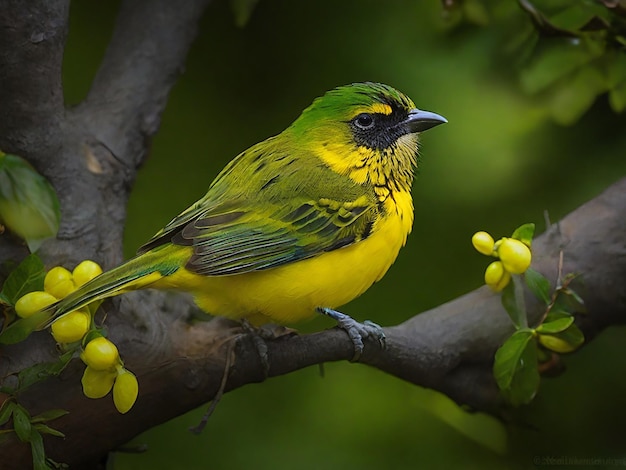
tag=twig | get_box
[188,338,236,435]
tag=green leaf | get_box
[0,306,56,344]
[0,154,60,252]
[494,330,533,390]
[606,51,626,89]
[609,82,626,113]
[524,268,551,304]
[501,282,523,328]
[517,0,578,37]
[0,400,15,426]
[0,253,45,306]
[536,315,574,333]
[12,405,32,443]
[552,288,585,315]
[31,409,68,424]
[33,423,65,438]
[0,320,35,344]
[493,329,540,405]
[548,64,607,125]
[29,428,48,470]
[16,350,74,392]
[547,3,610,32]
[544,309,573,322]
[16,365,48,391]
[463,0,489,26]
[520,39,599,94]
[538,323,584,353]
[566,286,585,305]
[511,223,535,247]
[504,18,539,65]
[230,0,260,27]
[83,328,106,346]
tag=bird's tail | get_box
[0,247,181,344]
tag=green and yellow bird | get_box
[1,82,446,356]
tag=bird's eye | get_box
[354,113,375,130]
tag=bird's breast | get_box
[174,189,414,325]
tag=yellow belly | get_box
[153,192,413,325]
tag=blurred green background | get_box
[62,1,626,469]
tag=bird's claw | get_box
[363,320,387,348]
[317,307,386,361]
[240,319,270,377]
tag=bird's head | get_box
[287,82,446,192]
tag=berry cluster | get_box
[13,260,138,414]
[15,260,102,343]
[472,231,532,291]
[81,336,138,414]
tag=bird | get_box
[1,82,446,358]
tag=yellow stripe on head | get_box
[354,103,393,117]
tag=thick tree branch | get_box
[2,0,214,271]
[74,0,212,169]
[0,0,68,162]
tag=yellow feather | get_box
[153,190,413,325]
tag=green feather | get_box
[0,247,183,344]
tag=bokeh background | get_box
[62,1,626,469]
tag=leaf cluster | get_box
[443,0,626,123]
[0,256,76,467]
[0,399,68,470]
[491,224,585,406]
[0,153,60,252]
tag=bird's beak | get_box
[404,109,447,133]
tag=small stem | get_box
[543,209,551,230]
[513,274,528,329]
[188,338,236,435]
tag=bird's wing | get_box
[183,195,378,276]
[137,198,239,255]
[141,194,378,276]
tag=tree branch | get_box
[0,0,68,162]
[74,0,212,170]
[0,0,214,271]
[2,178,625,468]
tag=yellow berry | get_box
[14,291,57,318]
[73,260,103,288]
[538,334,578,354]
[81,366,116,399]
[113,369,139,414]
[50,310,90,343]
[484,261,511,292]
[472,231,495,256]
[81,337,119,371]
[44,266,76,299]
[498,238,532,274]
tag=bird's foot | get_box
[240,319,272,377]
[317,307,386,361]
[238,320,299,376]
